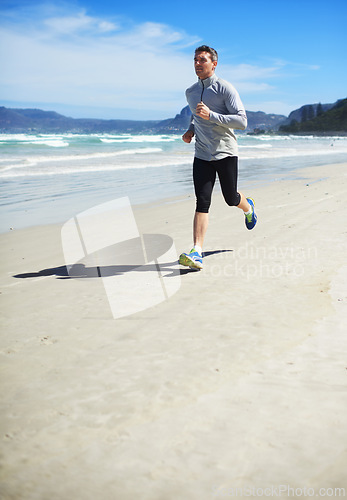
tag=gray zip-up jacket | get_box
[185,73,247,161]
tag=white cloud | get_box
[0,7,200,116]
[219,63,281,81]
[43,11,119,35]
[0,4,311,118]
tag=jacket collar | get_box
[199,73,218,86]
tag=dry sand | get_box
[1,162,347,499]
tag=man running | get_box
[179,45,257,270]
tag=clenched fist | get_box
[196,101,210,120]
[182,130,194,143]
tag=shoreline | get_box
[2,157,347,235]
[1,161,347,498]
[2,132,347,234]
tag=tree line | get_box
[279,99,347,133]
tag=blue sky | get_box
[1,0,346,120]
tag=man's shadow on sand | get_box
[14,244,233,280]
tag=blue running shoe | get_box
[179,249,203,270]
[245,198,257,230]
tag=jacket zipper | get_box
[200,80,205,102]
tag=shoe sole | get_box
[179,253,203,270]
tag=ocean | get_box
[1,132,347,233]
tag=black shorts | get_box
[193,156,241,213]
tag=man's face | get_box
[194,51,217,80]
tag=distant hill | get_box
[279,102,335,128]
[244,110,287,131]
[155,105,286,133]
[1,101,346,134]
[0,105,285,134]
[0,107,159,134]
[154,106,193,133]
[279,99,347,133]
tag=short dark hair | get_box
[195,45,218,62]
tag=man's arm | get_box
[182,129,194,143]
[196,102,247,130]
[196,81,247,130]
[182,115,195,143]
[209,109,247,130]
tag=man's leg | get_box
[217,156,257,229]
[192,157,216,251]
[193,211,209,249]
[179,158,215,269]
[236,192,251,212]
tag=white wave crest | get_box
[0,134,69,147]
[100,134,179,143]
[0,157,191,178]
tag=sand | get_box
[1,162,347,499]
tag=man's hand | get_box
[196,101,210,120]
[182,130,194,143]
